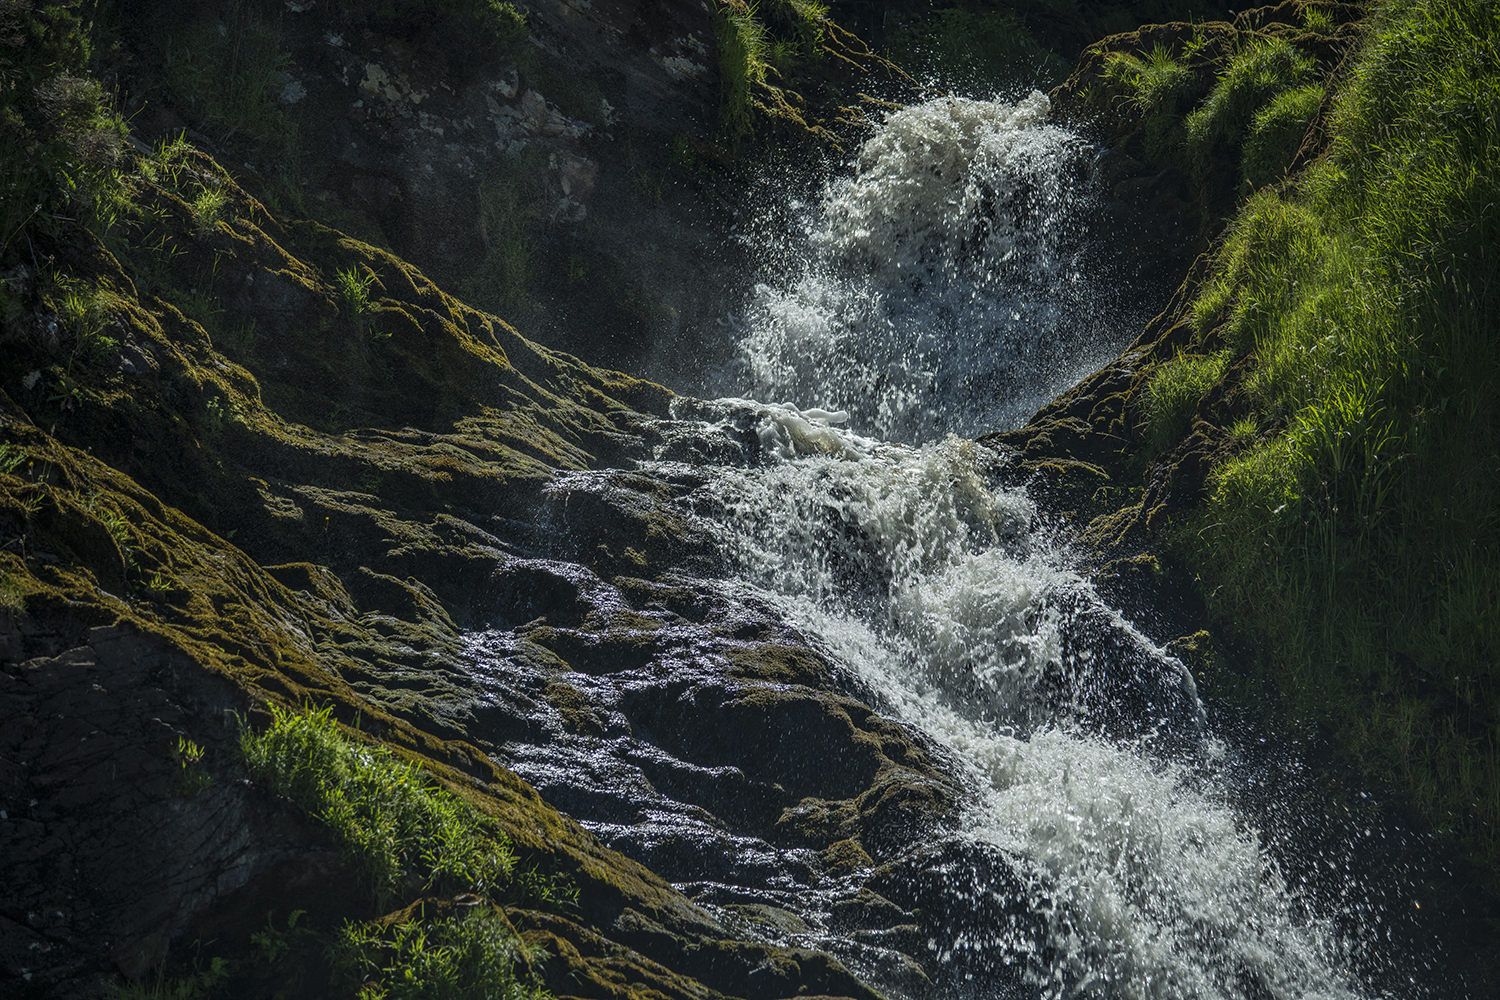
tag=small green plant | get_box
[172,735,213,795]
[1142,351,1229,452]
[191,186,226,234]
[0,569,26,616]
[1226,414,1260,448]
[84,491,133,566]
[250,909,307,965]
[218,317,256,355]
[205,397,227,437]
[240,704,575,910]
[1301,4,1334,32]
[0,443,27,476]
[332,907,549,1000]
[465,147,549,316]
[1103,42,1196,158]
[51,280,117,363]
[335,265,378,323]
[145,571,172,594]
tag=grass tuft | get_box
[332,907,550,1000]
[1242,82,1322,187]
[715,0,771,141]
[1184,36,1315,176]
[1143,350,1228,453]
[240,704,575,910]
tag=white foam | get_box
[662,420,1367,999]
[729,92,1122,442]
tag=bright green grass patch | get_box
[1184,36,1314,176]
[1143,350,1228,452]
[1184,0,1500,881]
[333,908,549,1000]
[1104,43,1193,115]
[1242,82,1322,188]
[1100,42,1195,159]
[241,704,574,910]
[715,0,772,141]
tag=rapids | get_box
[490,92,1439,998]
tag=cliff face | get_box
[3,0,1498,996]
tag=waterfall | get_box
[493,92,1432,999]
[720,91,1128,443]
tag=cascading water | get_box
[490,91,1438,999]
[718,91,1131,443]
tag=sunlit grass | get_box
[1182,0,1500,883]
[240,703,576,911]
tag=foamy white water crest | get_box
[728,92,1129,442]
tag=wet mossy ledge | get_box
[0,8,904,998]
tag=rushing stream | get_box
[483,92,1439,998]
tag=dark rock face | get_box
[0,620,347,991]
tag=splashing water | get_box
[682,91,1397,997]
[727,92,1130,443]
[507,92,1428,999]
[645,397,1365,998]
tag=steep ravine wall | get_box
[3,0,1497,996]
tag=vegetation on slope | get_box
[1176,0,1499,883]
[243,704,568,999]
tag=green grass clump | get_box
[333,908,549,1000]
[241,704,571,909]
[1143,351,1228,452]
[191,185,227,234]
[715,0,771,141]
[1242,82,1322,187]
[885,9,1069,93]
[1102,42,1195,158]
[1181,0,1500,883]
[1105,43,1192,115]
[1184,36,1315,175]
[335,265,379,322]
